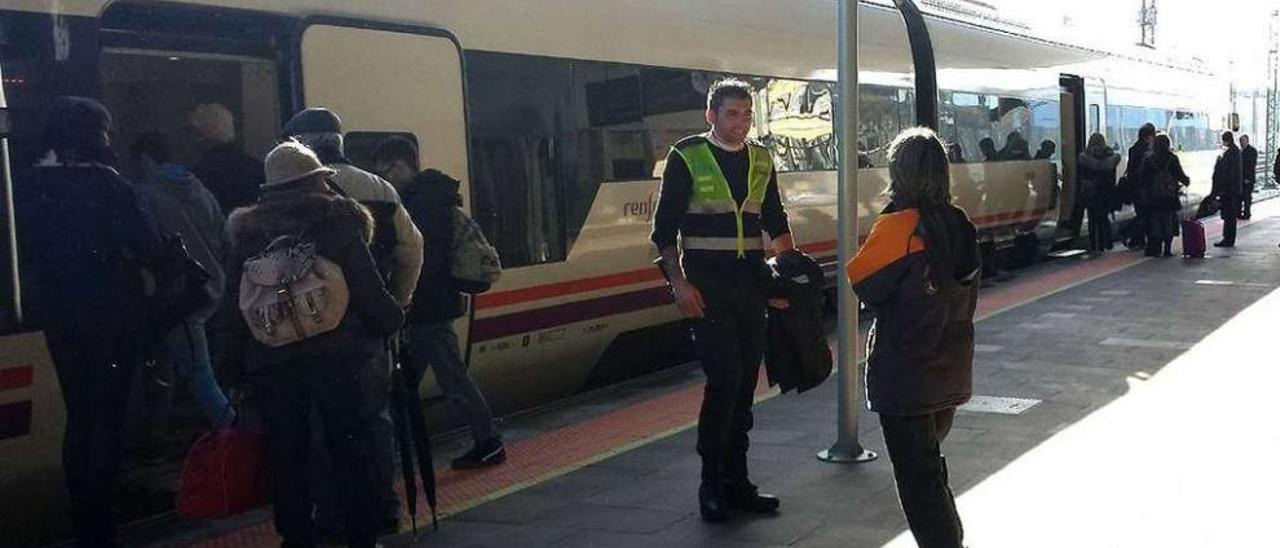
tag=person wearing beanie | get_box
[220,140,404,548]
[189,103,264,215]
[281,107,422,536]
[15,96,165,547]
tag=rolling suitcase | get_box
[1181,218,1206,258]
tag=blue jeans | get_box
[142,321,234,431]
[401,321,497,443]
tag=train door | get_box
[1059,74,1087,235]
[297,22,473,379]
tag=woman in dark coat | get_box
[1077,133,1122,253]
[14,96,164,547]
[1137,133,1191,257]
[846,127,981,548]
[221,140,404,548]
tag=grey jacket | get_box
[327,162,423,307]
[136,164,228,320]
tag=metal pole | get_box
[0,62,17,332]
[819,0,876,465]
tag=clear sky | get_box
[995,0,1277,87]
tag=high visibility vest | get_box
[673,137,773,258]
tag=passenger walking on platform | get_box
[1239,135,1257,220]
[847,127,980,548]
[650,79,793,523]
[372,137,506,469]
[281,107,422,536]
[1078,133,1121,253]
[189,103,263,215]
[1123,123,1157,249]
[130,132,236,443]
[15,96,165,547]
[1211,131,1244,248]
[1137,133,1190,257]
[221,141,405,548]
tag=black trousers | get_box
[1242,180,1254,218]
[254,340,388,548]
[1086,202,1113,251]
[46,329,141,548]
[1221,198,1240,246]
[689,264,767,489]
[880,408,964,548]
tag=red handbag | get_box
[176,425,268,519]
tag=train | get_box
[0,0,1237,543]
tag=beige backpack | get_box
[238,236,349,348]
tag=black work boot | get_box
[698,484,730,523]
[725,482,780,514]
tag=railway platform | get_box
[123,200,1280,548]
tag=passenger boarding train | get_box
[0,0,1234,539]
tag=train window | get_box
[940,91,1057,163]
[755,79,836,172]
[1089,104,1101,138]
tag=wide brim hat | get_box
[263,140,337,187]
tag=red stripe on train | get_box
[472,286,673,343]
[0,401,32,441]
[0,366,33,392]
[475,207,1052,310]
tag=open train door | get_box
[1058,74,1087,236]
[297,21,474,378]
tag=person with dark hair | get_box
[997,131,1030,161]
[1122,123,1158,249]
[15,96,164,547]
[978,137,997,162]
[129,131,235,452]
[221,141,404,548]
[1033,139,1057,160]
[1137,133,1191,257]
[188,103,264,215]
[373,137,506,469]
[847,127,979,548]
[1211,130,1243,247]
[1078,133,1121,253]
[651,77,792,523]
[281,108,423,536]
[1239,134,1257,220]
[946,142,965,164]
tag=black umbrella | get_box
[387,341,423,536]
[389,338,439,532]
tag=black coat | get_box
[221,190,404,379]
[1241,144,1258,182]
[848,205,980,416]
[191,144,263,216]
[15,162,163,346]
[400,170,467,324]
[764,252,831,394]
[1212,144,1243,198]
[1137,152,1191,213]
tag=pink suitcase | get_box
[1181,218,1206,258]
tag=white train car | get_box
[0,1,1230,542]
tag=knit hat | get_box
[188,103,236,144]
[281,107,342,137]
[263,140,336,187]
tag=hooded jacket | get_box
[846,205,980,416]
[136,164,228,320]
[400,169,467,324]
[221,190,404,376]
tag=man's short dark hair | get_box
[707,78,753,113]
[1138,123,1157,141]
[1222,131,1234,145]
[130,131,173,164]
[372,135,419,172]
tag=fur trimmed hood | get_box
[227,190,373,249]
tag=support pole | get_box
[0,63,17,332]
[819,0,876,465]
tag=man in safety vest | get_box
[651,78,795,523]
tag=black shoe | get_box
[699,485,730,523]
[451,438,506,470]
[1213,241,1234,248]
[725,484,780,514]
